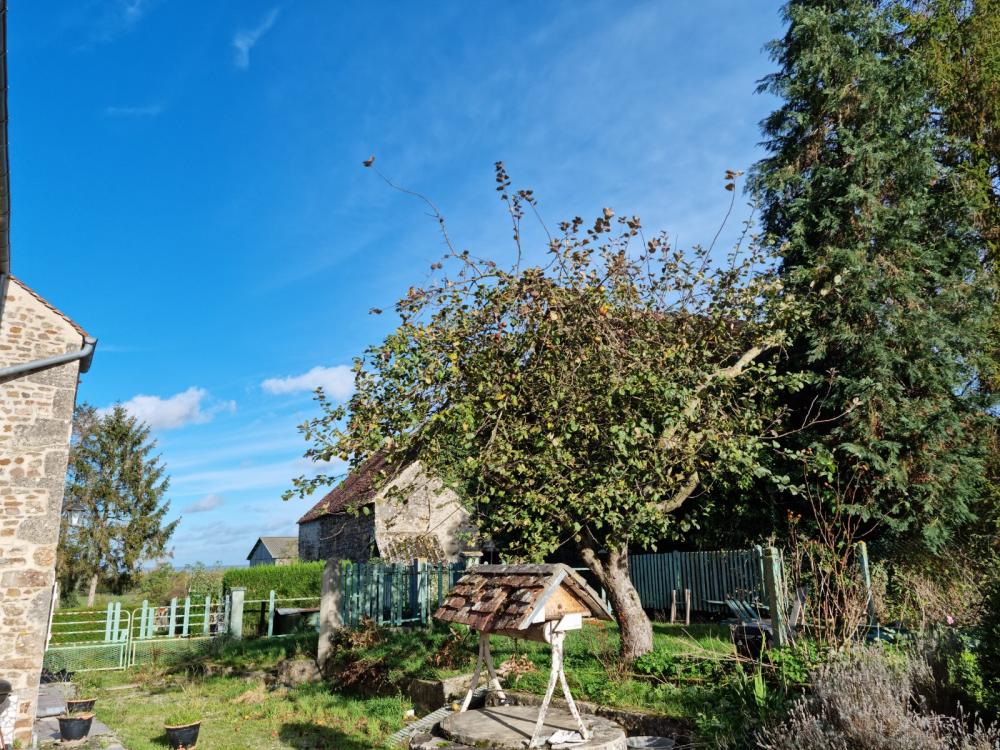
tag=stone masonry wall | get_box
[0,279,85,744]
[373,461,477,563]
[299,514,375,562]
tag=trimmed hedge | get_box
[222,561,324,600]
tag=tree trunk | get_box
[579,542,653,664]
[86,572,99,607]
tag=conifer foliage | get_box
[59,404,178,606]
[752,0,998,549]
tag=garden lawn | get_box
[85,635,408,750]
[328,620,737,718]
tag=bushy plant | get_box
[164,707,201,727]
[919,631,987,719]
[758,647,1000,750]
[979,574,1000,718]
[221,561,324,600]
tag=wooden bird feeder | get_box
[434,563,612,747]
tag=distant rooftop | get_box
[248,536,298,560]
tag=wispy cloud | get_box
[105,103,164,118]
[233,8,280,70]
[261,365,353,398]
[72,0,160,45]
[182,493,225,514]
[172,456,341,496]
[111,387,236,431]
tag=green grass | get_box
[83,635,408,750]
[75,623,745,749]
[327,619,736,718]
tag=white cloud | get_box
[183,493,224,514]
[76,0,159,44]
[261,365,354,398]
[172,456,342,496]
[105,103,164,117]
[233,8,280,70]
[114,387,235,431]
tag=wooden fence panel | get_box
[629,548,775,615]
[340,559,466,627]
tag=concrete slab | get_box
[36,715,112,743]
[439,705,627,750]
[36,683,70,718]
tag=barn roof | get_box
[433,564,611,632]
[297,451,401,524]
[247,536,298,560]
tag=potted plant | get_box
[57,709,94,742]
[164,708,202,749]
[67,673,98,713]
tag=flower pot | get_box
[67,698,97,713]
[165,721,201,749]
[58,713,94,742]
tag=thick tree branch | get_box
[656,470,701,514]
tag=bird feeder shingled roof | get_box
[433,563,611,634]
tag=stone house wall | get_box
[298,461,476,564]
[0,278,86,745]
[372,461,476,563]
[298,513,375,562]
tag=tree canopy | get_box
[59,404,178,606]
[291,165,825,660]
[750,0,999,552]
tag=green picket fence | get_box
[340,560,466,627]
[629,547,778,614]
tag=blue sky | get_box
[10,0,785,566]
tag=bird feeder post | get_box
[436,564,612,747]
[528,626,590,748]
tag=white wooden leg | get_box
[558,656,590,740]
[480,632,508,704]
[460,635,484,712]
[528,635,562,748]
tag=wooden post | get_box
[113,602,122,641]
[684,589,691,626]
[182,596,191,637]
[762,546,788,647]
[139,601,148,640]
[267,590,276,637]
[168,597,178,637]
[416,560,428,625]
[318,559,345,670]
[409,560,420,623]
[670,589,677,624]
[857,541,877,626]
[202,595,211,635]
[229,587,246,639]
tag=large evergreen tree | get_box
[751,0,998,551]
[59,404,178,605]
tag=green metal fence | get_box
[242,594,321,638]
[44,589,323,673]
[340,560,466,627]
[629,547,779,614]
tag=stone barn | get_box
[297,452,478,564]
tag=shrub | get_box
[979,574,1000,718]
[920,631,987,718]
[221,562,324,600]
[757,647,999,750]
